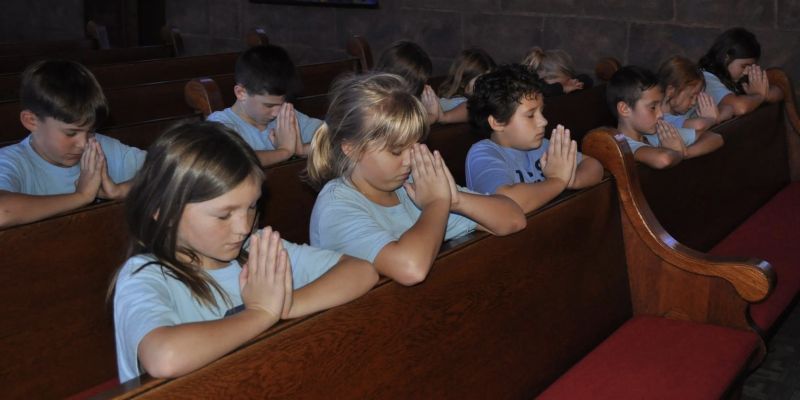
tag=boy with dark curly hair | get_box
[466,64,602,213]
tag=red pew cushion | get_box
[710,182,800,331]
[538,316,758,400]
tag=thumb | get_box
[239,263,249,290]
[403,182,416,200]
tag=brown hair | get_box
[374,41,432,97]
[20,59,108,128]
[657,55,704,96]
[109,121,265,309]
[438,48,496,98]
[305,72,428,190]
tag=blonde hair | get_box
[438,48,496,98]
[658,55,704,95]
[522,47,576,81]
[306,72,428,190]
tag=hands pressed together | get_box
[240,227,294,324]
[540,125,578,189]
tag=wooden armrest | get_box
[346,35,373,72]
[766,68,800,181]
[160,26,184,56]
[184,78,223,118]
[582,127,774,330]
[85,20,110,49]
[594,57,621,82]
[245,28,269,47]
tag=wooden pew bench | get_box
[98,175,770,399]
[606,69,800,335]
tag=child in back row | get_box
[437,48,496,117]
[698,27,783,117]
[465,64,603,213]
[0,59,146,228]
[306,72,525,286]
[607,66,724,169]
[208,45,322,166]
[112,121,377,382]
[374,41,469,124]
[522,47,593,97]
[658,56,732,132]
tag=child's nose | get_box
[656,107,664,119]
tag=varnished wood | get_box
[346,35,373,72]
[245,27,270,47]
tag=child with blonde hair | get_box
[522,47,593,97]
[307,73,525,286]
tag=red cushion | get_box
[538,316,758,400]
[710,182,800,331]
[64,378,120,400]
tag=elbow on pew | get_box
[389,257,432,287]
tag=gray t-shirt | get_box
[622,127,697,155]
[309,177,478,263]
[703,71,733,105]
[465,138,582,195]
[0,133,145,195]
[207,107,322,151]
[113,237,344,383]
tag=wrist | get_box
[276,147,294,159]
[74,189,96,205]
[545,176,569,190]
[242,306,280,328]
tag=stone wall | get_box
[166,0,800,88]
[1,0,84,41]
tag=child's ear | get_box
[233,84,248,101]
[488,115,505,132]
[616,101,632,118]
[20,110,40,132]
[341,141,355,158]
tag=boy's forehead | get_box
[518,93,543,110]
[250,92,285,104]
[41,115,92,131]
[639,86,663,103]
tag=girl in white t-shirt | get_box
[110,121,377,382]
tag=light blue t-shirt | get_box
[439,97,467,112]
[703,71,733,105]
[113,237,344,383]
[207,107,322,151]
[309,178,478,263]
[465,138,582,195]
[663,111,691,129]
[0,134,146,195]
[622,127,697,155]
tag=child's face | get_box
[493,94,548,151]
[176,175,261,270]
[667,81,703,115]
[235,86,285,127]
[28,115,93,168]
[727,58,757,81]
[349,142,413,195]
[628,86,664,134]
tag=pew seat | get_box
[710,182,800,331]
[539,316,759,400]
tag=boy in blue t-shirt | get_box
[0,60,146,228]
[208,45,322,166]
[606,66,723,170]
[465,64,603,214]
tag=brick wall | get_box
[166,0,800,91]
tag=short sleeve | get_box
[114,263,182,382]
[703,72,733,105]
[313,194,399,264]
[282,240,343,289]
[99,135,146,182]
[295,111,323,144]
[439,97,467,112]
[624,136,649,155]
[0,151,22,192]
[677,127,697,146]
[466,143,518,194]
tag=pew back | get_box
[0,201,127,399]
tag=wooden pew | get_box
[97,176,769,399]
[0,201,127,399]
[0,27,183,75]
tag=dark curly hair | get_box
[605,65,659,119]
[467,64,543,136]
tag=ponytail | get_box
[305,123,336,190]
[522,47,546,71]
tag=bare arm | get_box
[255,149,294,166]
[494,179,566,216]
[569,156,604,189]
[284,255,378,318]
[0,190,94,228]
[138,229,288,379]
[685,131,724,159]
[633,147,684,169]
[438,102,468,124]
